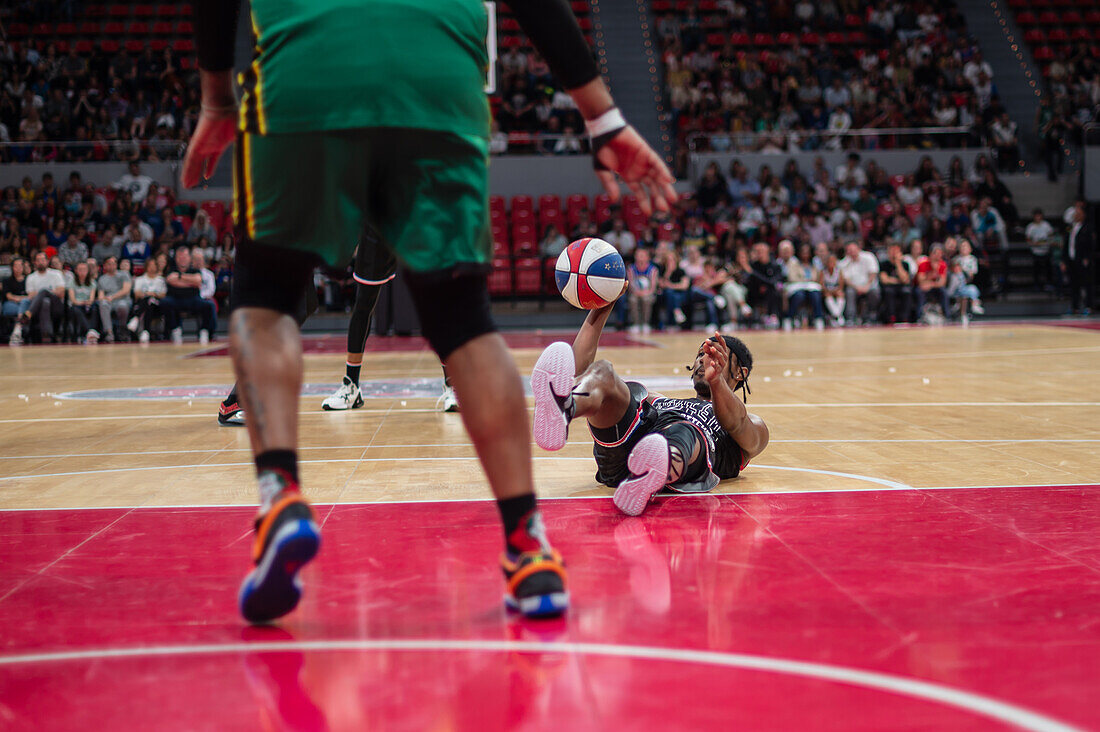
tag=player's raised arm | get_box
[182,0,242,188]
[703,335,769,459]
[571,295,617,376]
[504,0,677,216]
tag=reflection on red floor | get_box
[1,487,1098,730]
[191,331,652,358]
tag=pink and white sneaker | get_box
[613,433,670,516]
[531,342,576,452]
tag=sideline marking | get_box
[0,639,1080,732]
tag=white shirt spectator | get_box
[839,250,880,290]
[737,203,766,232]
[834,161,867,188]
[133,272,167,298]
[114,171,153,203]
[127,221,155,244]
[991,117,1017,145]
[604,229,636,258]
[25,268,66,296]
[198,267,216,300]
[829,207,860,230]
[794,0,815,22]
[963,58,993,87]
[1025,218,1054,255]
[489,128,508,154]
[896,184,923,206]
[823,85,852,109]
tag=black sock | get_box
[255,449,299,484]
[497,493,546,555]
[223,386,239,407]
[345,362,362,385]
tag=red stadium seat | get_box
[800,32,820,45]
[128,22,149,35]
[179,4,194,16]
[155,4,177,16]
[489,196,506,215]
[57,41,71,53]
[56,23,77,36]
[730,32,750,46]
[844,13,863,28]
[651,0,672,11]
[1048,28,1069,43]
[107,4,129,17]
[32,23,52,36]
[514,257,542,294]
[1025,28,1046,44]
[172,38,194,53]
[699,0,718,10]
[100,39,120,53]
[103,21,125,35]
[776,32,795,45]
[74,40,94,54]
[1084,10,1100,24]
[1034,45,1055,60]
[571,1,589,12]
[488,258,513,296]
[1063,10,1083,23]
[133,4,154,16]
[577,16,592,31]
[511,195,534,215]
[201,201,227,233]
[79,21,100,35]
[538,193,562,218]
[1015,11,1037,25]
[152,21,172,35]
[752,32,774,46]
[705,32,725,47]
[513,226,537,256]
[125,40,145,53]
[1038,11,1059,23]
[176,21,194,34]
[86,5,107,17]
[825,31,846,44]
[847,30,868,44]
[1071,27,1091,41]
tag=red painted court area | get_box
[1,487,1098,731]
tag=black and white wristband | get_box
[586,107,628,171]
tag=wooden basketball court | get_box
[1,321,1098,730]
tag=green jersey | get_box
[239,0,491,147]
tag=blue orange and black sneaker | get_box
[501,549,569,618]
[239,491,321,624]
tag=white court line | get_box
[0,481,1094,512]
[3,401,1100,425]
[3,438,1099,461]
[0,639,1080,732]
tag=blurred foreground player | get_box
[184,0,675,622]
[532,296,769,516]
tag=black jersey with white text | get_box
[650,396,746,480]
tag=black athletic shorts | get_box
[353,226,397,287]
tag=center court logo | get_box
[54,376,693,401]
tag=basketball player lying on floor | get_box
[532,292,769,515]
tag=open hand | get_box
[702,332,728,385]
[594,126,678,218]
[182,108,237,189]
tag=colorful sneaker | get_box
[531,342,576,452]
[321,376,364,411]
[239,492,321,624]
[613,432,670,516]
[501,549,569,618]
[218,401,246,426]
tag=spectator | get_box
[747,242,782,328]
[990,112,1019,172]
[727,163,761,208]
[23,251,66,343]
[1063,201,1094,315]
[820,252,846,326]
[120,225,153,268]
[950,238,984,324]
[657,246,691,328]
[191,249,218,306]
[916,243,951,319]
[57,233,88,270]
[129,256,167,343]
[626,247,659,333]
[681,246,720,330]
[695,162,728,212]
[835,153,868,188]
[839,241,881,324]
[1024,208,1056,289]
[187,210,218,244]
[680,216,715,251]
[974,169,1018,224]
[604,218,637,259]
[112,162,153,203]
[879,242,913,323]
[96,256,132,342]
[781,241,825,331]
[539,223,568,259]
[719,247,753,330]
[2,257,32,344]
[92,226,123,263]
[970,197,1008,251]
[163,246,217,344]
[68,260,100,343]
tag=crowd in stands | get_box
[528,150,1088,333]
[658,0,1019,171]
[0,164,232,344]
[490,46,588,156]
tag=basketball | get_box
[554,238,627,310]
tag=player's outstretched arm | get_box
[181,0,241,189]
[703,335,769,459]
[572,281,627,375]
[504,0,676,216]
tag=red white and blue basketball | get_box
[554,238,627,310]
